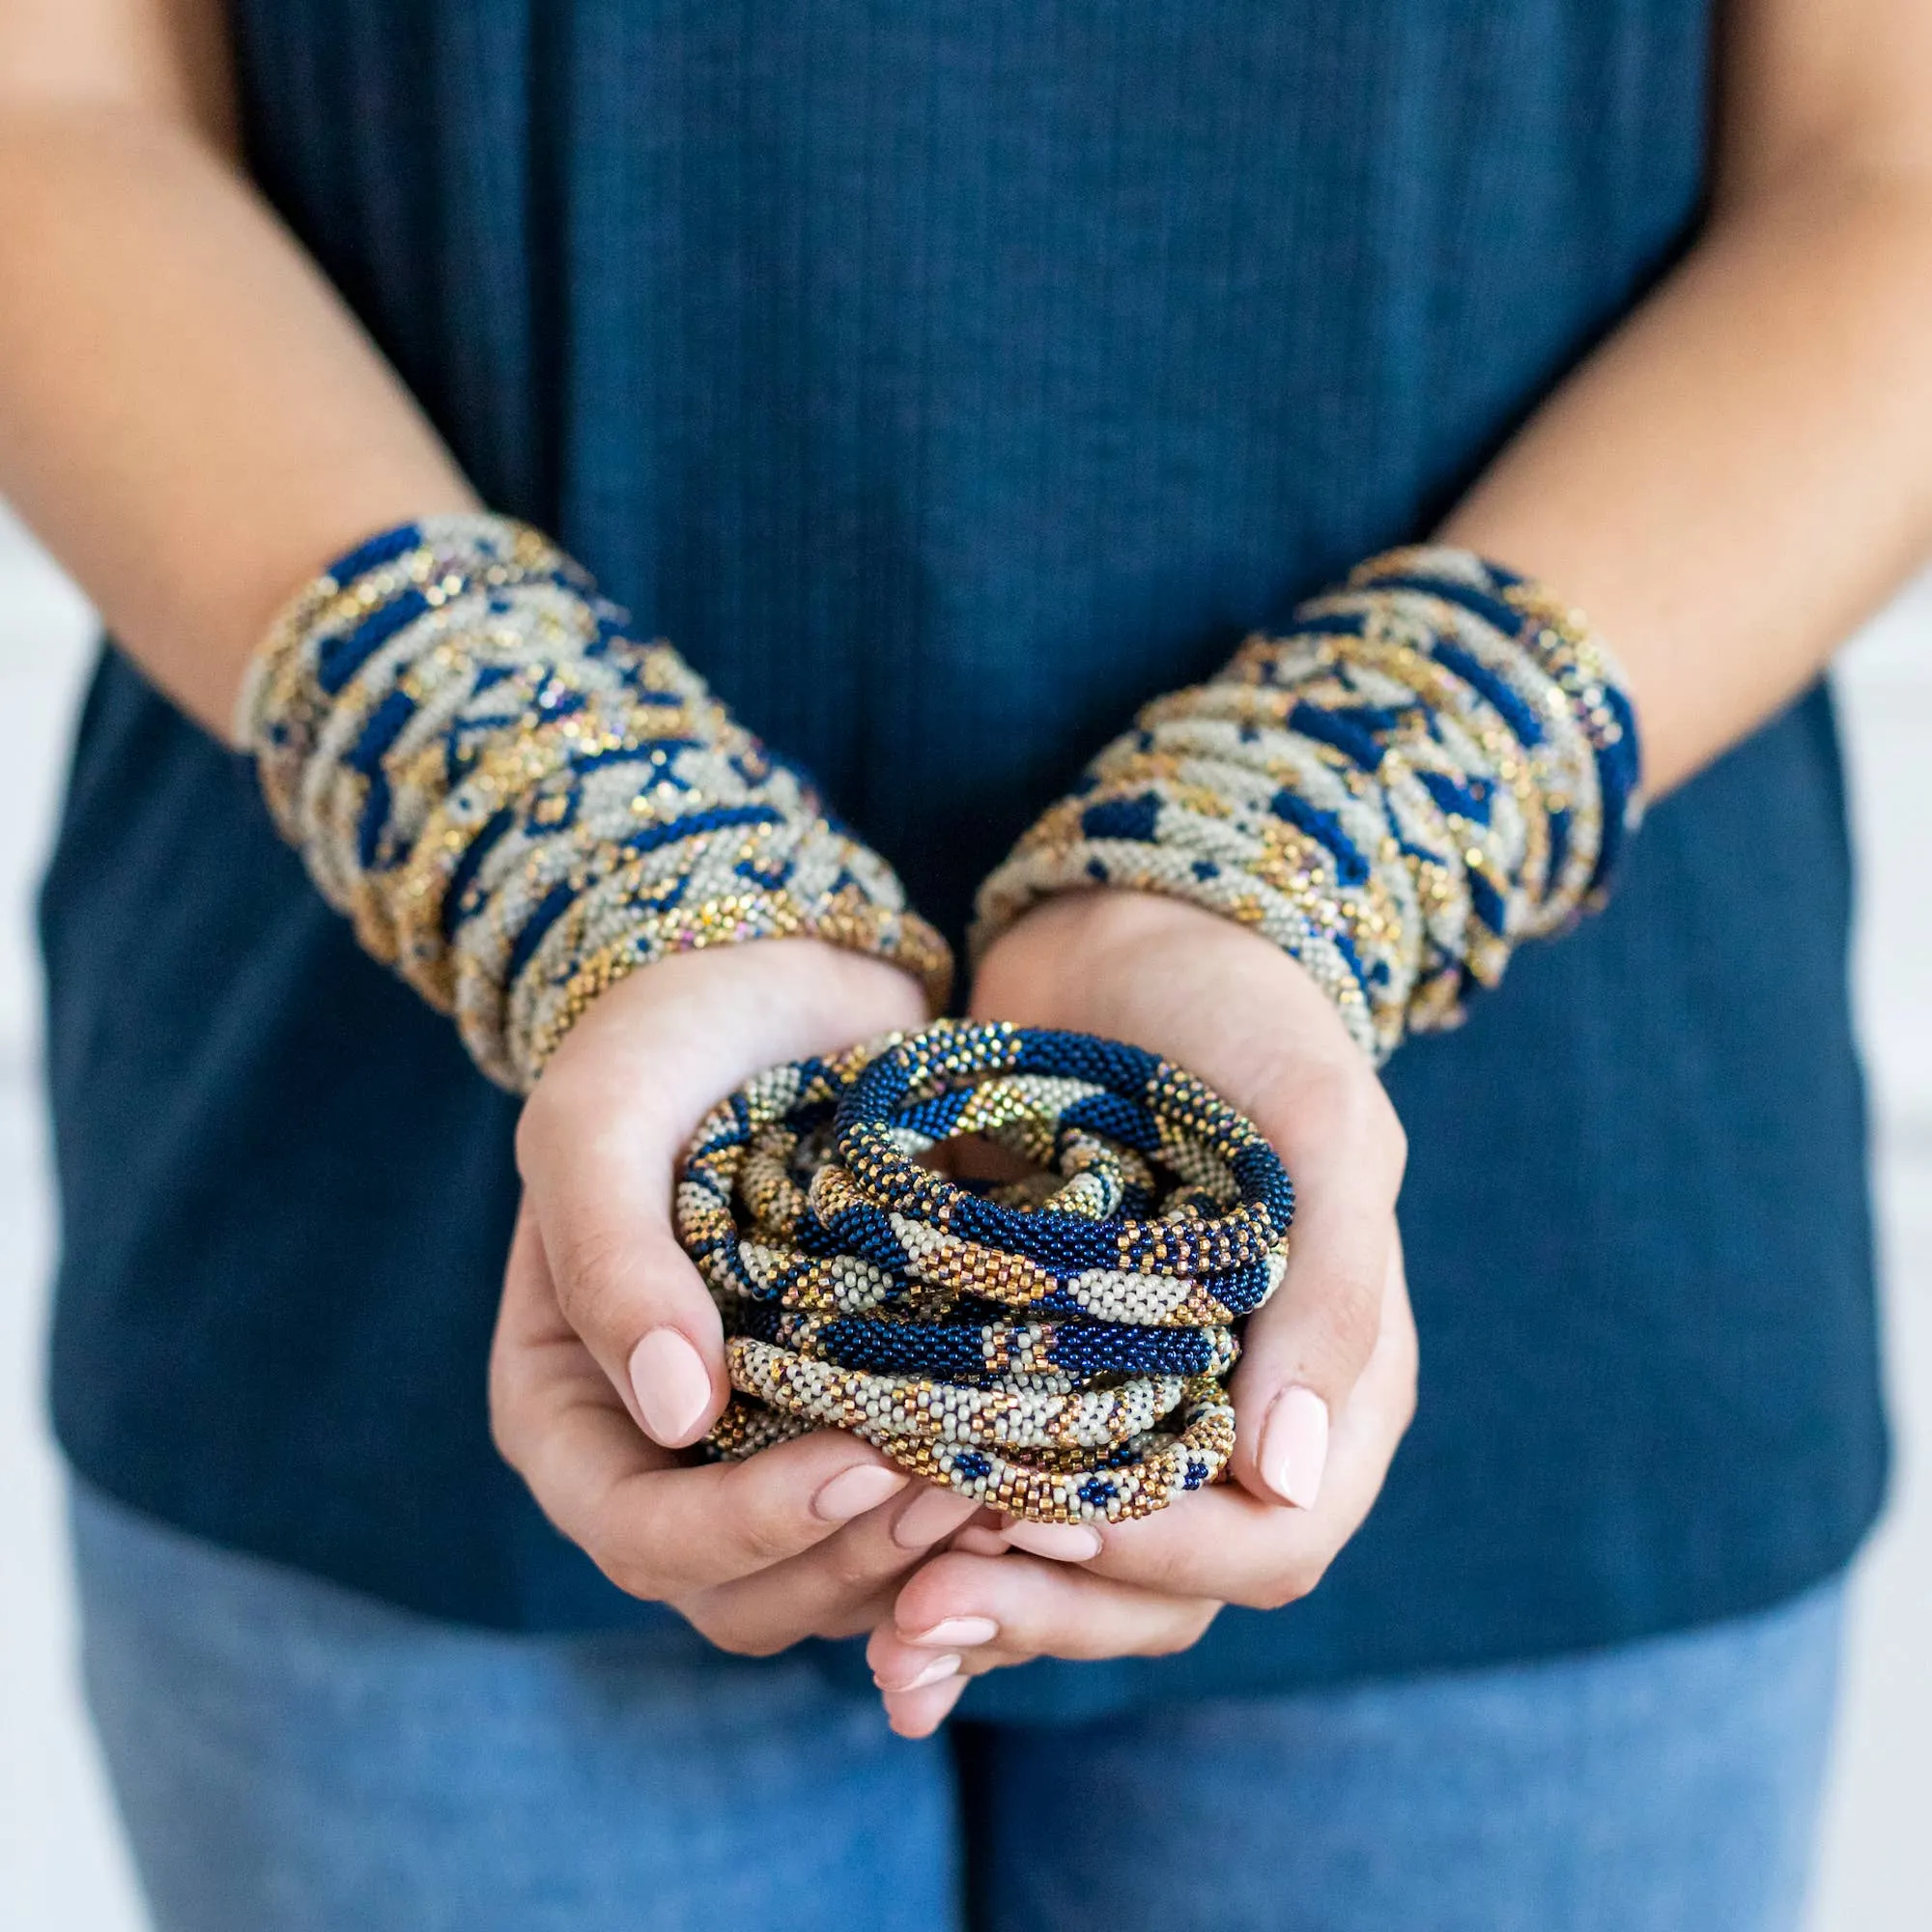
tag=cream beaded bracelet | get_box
[676,1020,1293,1522]
[973,547,1644,1062]
[237,515,952,1091]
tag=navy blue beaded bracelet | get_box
[975,546,1644,1062]
[674,1020,1293,1522]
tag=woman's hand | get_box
[866,890,1418,1734]
[490,940,983,1655]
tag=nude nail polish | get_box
[627,1328,713,1445]
[1002,1520,1102,1561]
[1260,1384,1330,1510]
[813,1463,909,1523]
[905,1615,999,1649]
[951,1525,1014,1556]
[879,1653,963,1692]
[892,1485,978,1550]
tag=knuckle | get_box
[681,1605,770,1656]
[1129,1544,1205,1599]
[1136,1600,1220,1657]
[826,1540,896,1594]
[546,1223,640,1333]
[1394,1358,1420,1430]
[1243,1554,1326,1612]
[513,1080,570,1176]
[731,1504,809,1574]
[712,1622,792,1659]
[594,1542,668,1605]
[1324,1277,1384,1367]
[484,1356,521,1466]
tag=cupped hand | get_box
[867,889,1418,1734]
[490,939,982,1655]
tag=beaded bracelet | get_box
[237,515,952,1091]
[973,547,1643,1063]
[674,1020,1293,1522]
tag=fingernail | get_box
[813,1463,910,1523]
[892,1485,977,1550]
[1002,1520,1102,1562]
[1260,1384,1330,1510]
[951,1525,1014,1556]
[876,1653,962,1692]
[905,1615,999,1649]
[627,1328,714,1445]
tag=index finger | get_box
[491,1201,909,1596]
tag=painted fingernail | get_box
[1260,1384,1330,1510]
[627,1328,713,1445]
[813,1463,910,1523]
[876,1653,962,1692]
[951,1525,1014,1556]
[892,1485,977,1550]
[905,1615,999,1649]
[1002,1520,1102,1561]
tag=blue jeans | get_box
[72,1483,1844,1932]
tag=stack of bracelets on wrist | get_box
[974,546,1644,1064]
[675,1020,1293,1523]
[237,514,952,1092]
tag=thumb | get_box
[1229,1064,1406,1510]
[513,978,737,1449]
[518,1077,729,1449]
[515,941,932,1448]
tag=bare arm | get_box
[886,0,1932,1733]
[1439,0,1932,792]
[0,0,974,1652]
[0,0,475,731]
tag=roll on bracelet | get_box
[237,514,952,1091]
[675,1019,1293,1522]
[973,546,1643,1062]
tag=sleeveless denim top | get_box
[41,0,1885,1717]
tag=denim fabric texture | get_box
[41,0,1884,1713]
[75,1485,1844,1932]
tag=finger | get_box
[516,1046,730,1448]
[880,1667,971,1740]
[683,1483,983,1652]
[1083,1242,1418,1607]
[491,1206,913,1595]
[517,943,928,1449]
[1229,1043,1406,1510]
[883,1550,1220,1667]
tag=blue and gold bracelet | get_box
[238,514,952,1091]
[676,1020,1293,1522]
[244,526,1639,1520]
[974,547,1643,1062]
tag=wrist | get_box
[238,513,952,1092]
[973,546,1642,1065]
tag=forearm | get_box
[0,92,473,733]
[1440,165,1932,797]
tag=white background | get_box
[1,506,1926,1928]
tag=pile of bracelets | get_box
[675,1020,1293,1523]
[241,522,1639,1508]
[237,513,952,1092]
[974,546,1643,1063]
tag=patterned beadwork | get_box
[238,516,953,1090]
[973,547,1643,1063]
[675,1020,1293,1522]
